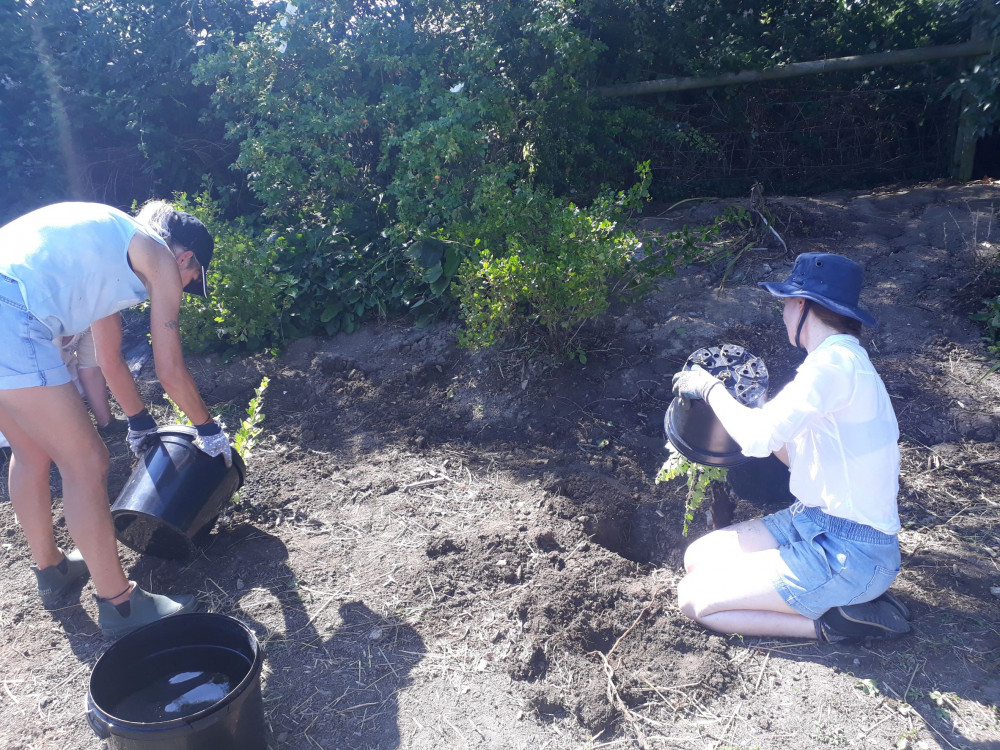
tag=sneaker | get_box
[817,599,911,643]
[95,583,199,640]
[874,590,911,621]
[32,549,90,608]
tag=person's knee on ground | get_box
[683,518,779,573]
[677,574,698,621]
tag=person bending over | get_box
[0,201,231,639]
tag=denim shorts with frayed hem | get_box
[761,504,900,620]
[0,273,71,390]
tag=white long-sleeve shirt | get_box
[714,334,900,534]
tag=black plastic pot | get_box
[726,454,795,506]
[87,613,265,750]
[665,344,769,467]
[111,426,245,560]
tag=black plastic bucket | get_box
[726,454,795,506]
[665,344,769,467]
[111,426,245,560]
[87,613,265,750]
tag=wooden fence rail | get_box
[595,40,994,98]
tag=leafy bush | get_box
[270,224,415,337]
[169,192,289,355]
[452,163,654,354]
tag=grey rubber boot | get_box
[96,583,198,640]
[32,549,90,608]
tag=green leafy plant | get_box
[166,192,290,356]
[856,678,880,696]
[656,446,729,536]
[163,376,268,461]
[972,295,1000,352]
[166,377,268,506]
[452,163,655,354]
[233,376,269,464]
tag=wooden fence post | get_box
[950,0,998,182]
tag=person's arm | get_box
[705,354,845,458]
[92,314,145,417]
[126,233,212,427]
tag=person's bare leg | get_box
[0,384,130,602]
[77,366,112,426]
[677,547,816,639]
[695,609,816,638]
[683,517,780,573]
[1,417,62,569]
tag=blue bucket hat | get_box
[758,252,876,327]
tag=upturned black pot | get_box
[665,344,768,467]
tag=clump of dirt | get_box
[1,180,999,749]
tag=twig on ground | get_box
[716,704,742,749]
[751,208,789,256]
[402,476,449,491]
[588,592,661,749]
[752,652,770,694]
[904,659,925,702]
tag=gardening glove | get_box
[195,419,233,468]
[671,365,722,402]
[126,409,159,456]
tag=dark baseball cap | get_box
[171,212,214,297]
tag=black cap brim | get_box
[183,272,209,298]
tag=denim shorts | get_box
[762,504,900,620]
[0,273,71,390]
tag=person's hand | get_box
[195,419,233,468]
[671,365,722,402]
[126,409,159,456]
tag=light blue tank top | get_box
[0,202,164,337]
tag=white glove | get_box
[195,420,233,468]
[671,365,722,402]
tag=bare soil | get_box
[1,180,999,750]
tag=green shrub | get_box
[169,192,289,355]
[270,224,412,338]
[452,163,654,354]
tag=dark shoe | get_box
[874,590,911,621]
[32,549,90,608]
[96,583,198,640]
[817,599,911,643]
[96,417,128,438]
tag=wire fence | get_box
[646,85,955,198]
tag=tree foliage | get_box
[0,0,993,354]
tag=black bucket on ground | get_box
[726,454,795,507]
[111,426,245,560]
[87,613,265,750]
[665,344,769,467]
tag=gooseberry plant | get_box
[656,446,728,536]
[162,375,269,465]
[233,376,269,465]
